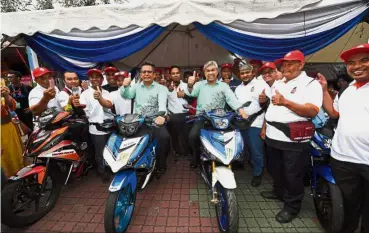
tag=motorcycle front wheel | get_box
[313,177,344,233]
[1,171,62,228]
[104,184,136,233]
[215,183,239,233]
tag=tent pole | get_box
[136,24,179,67]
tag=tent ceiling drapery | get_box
[1,0,368,78]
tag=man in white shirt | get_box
[262,50,323,223]
[318,44,369,233]
[57,71,82,111]
[167,66,191,157]
[28,67,63,116]
[72,68,113,183]
[110,71,132,116]
[235,62,271,187]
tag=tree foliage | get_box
[1,0,32,12]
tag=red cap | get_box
[221,63,233,69]
[103,66,117,74]
[155,68,162,74]
[249,60,263,66]
[87,68,103,77]
[259,62,276,72]
[164,67,170,72]
[32,67,53,78]
[275,50,305,64]
[340,44,369,63]
[113,71,129,79]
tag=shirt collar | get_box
[282,71,307,84]
[241,77,257,86]
[204,80,220,86]
[350,80,369,89]
[140,81,156,88]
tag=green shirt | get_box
[120,81,168,116]
[186,80,242,114]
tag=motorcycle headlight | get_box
[213,118,229,130]
[118,121,139,136]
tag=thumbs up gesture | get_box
[187,71,196,88]
[123,73,132,87]
[258,89,267,104]
[272,90,286,106]
[177,88,185,98]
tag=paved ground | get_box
[3,157,325,233]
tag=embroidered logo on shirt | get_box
[291,87,297,94]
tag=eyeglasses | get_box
[261,70,276,76]
[141,70,153,74]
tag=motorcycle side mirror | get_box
[242,101,252,108]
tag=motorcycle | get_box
[184,102,259,233]
[102,111,165,233]
[1,107,90,228]
[309,123,344,233]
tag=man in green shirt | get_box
[180,61,248,168]
[120,61,170,173]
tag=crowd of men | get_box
[1,43,368,232]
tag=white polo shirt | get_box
[265,72,323,142]
[79,87,113,135]
[235,78,271,128]
[110,90,132,116]
[56,86,82,108]
[331,81,369,165]
[28,84,63,112]
[167,81,189,114]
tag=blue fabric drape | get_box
[194,10,367,61]
[24,25,166,78]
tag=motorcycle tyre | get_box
[215,184,239,233]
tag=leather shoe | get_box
[275,210,297,223]
[260,190,281,200]
[251,175,262,187]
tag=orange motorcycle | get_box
[1,107,89,228]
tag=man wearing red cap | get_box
[249,59,263,78]
[317,44,369,233]
[262,50,323,223]
[154,68,162,83]
[110,71,132,116]
[28,67,63,116]
[220,63,241,91]
[259,62,278,87]
[102,66,118,93]
[73,68,113,182]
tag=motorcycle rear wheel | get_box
[1,171,62,228]
[215,183,239,233]
[104,184,136,233]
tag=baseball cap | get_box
[103,66,117,74]
[113,71,129,79]
[275,50,305,64]
[221,63,233,69]
[340,44,369,63]
[260,62,276,72]
[32,67,53,78]
[87,68,103,77]
[155,68,162,74]
[249,60,263,66]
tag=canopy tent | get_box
[1,0,368,79]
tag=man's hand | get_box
[154,116,165,125]
[238,108,249,119]
[43,87,56,101]
[0,86,10,98]
[187,71,196,88]
[272,90,286,106]
[260,126,266,140]
[123,76,132,87]
[94,87,102,100]
[258,89,267,104]
[316,73,328,92]
[24,107,31,113]
[177,88,185,98]
[72,96,81,107]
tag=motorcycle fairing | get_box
[313,165,336,185]
[8,165,46,184]
[104,133,150,173]
[200,129,243,165]
[134,138,157,170]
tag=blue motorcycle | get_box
[185,102,258,233]
[102,111,165,233]
[309,123,344,233]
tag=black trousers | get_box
[167,113,190,156]
[331,158,369,233]
[152,126,170,169]
[188,120,204,165]
[90,134,110,175]
[266,145,309,214]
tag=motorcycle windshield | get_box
[199,130,243,165]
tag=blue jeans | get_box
[241,127,264,176]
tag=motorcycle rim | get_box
[216,184,228,231]
[114,184,135,233]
